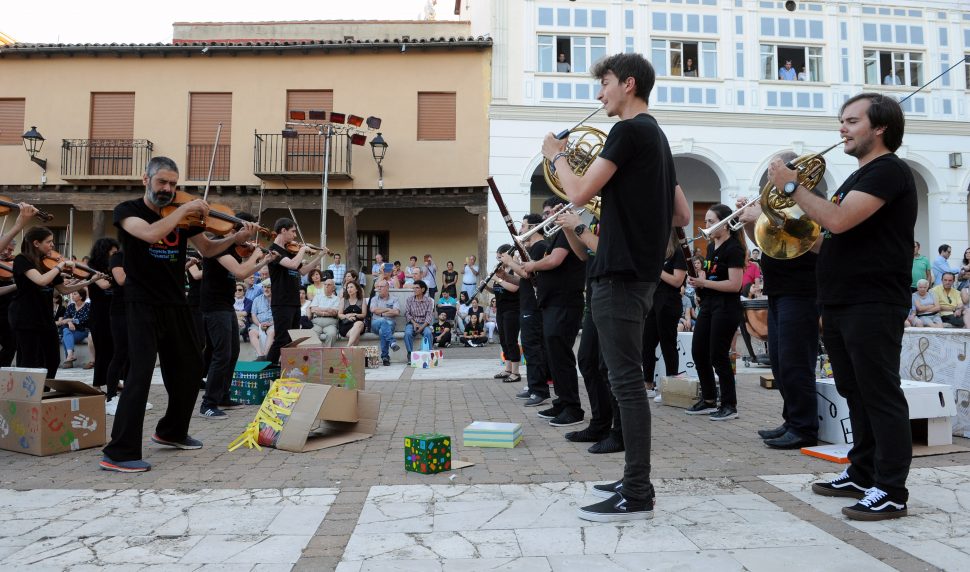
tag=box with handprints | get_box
[281,339,366,390]
[410,349,443,368]
[404,433,452,474]
[0,368,106,456]
[229,361,280,405]
[462,421,522,448]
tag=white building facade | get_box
[484,0,970,259]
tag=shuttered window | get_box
[417,92,456,141]
[0,99,25,145]
[89,93,135,175]
[188,92,232,180]
[286,90,333,172]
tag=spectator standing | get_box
[423,254,438,300]
[461,256,480,299]
[932,244,959,286]
[404,256,421,285]
[683,58,697,77]
[327,253,346,293]
[441,260,458,298]
[370,253,385,287]
[797,66,810,81]
[911,242,932,292]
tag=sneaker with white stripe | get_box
[841,486,907,521]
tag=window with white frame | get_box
[863,50,923,86]
[538,35,606,74]
[966,54,970,90]
[760,44,823,82]
[651,39,717,78]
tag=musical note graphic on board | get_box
[909,337,933,382]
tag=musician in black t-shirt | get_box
[542,53,689,521]
[686,204,745,420]
[104,249,129,413]
[264,218,328,366]
[485,244,521,383]
[737,152,820,450]
[198,212,278,419]
[498,214,550,405]
[643,232,688,393]
[101,156,260,474]
[0,203,40,367]
[520,197,586,429]
[769,93,915,521]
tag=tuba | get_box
[753,140,843,259]
[542,125,605,218]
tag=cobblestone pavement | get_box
[1,345,968,571]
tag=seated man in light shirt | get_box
[249,280,275,359]
[931,272,966,328]
[308,278,342,346]
[369,279,402,365]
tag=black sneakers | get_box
[549,411,584,427]
[591,479,623,499]
[709,406,738,421]
[842,487,907,521]
[758,425,787,440]
[536,406,563,419]
[199,407,227,419]
[151,434,203,450]
[578,492,654,522]
[564,427,606,443]
[811,469,869,499]
[514,389,532,400]
[524,394,549,407]
[588,434,625,454]
[685,399,718,415]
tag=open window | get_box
[760,44,823,82]
[651,40,718,78]
[863,50,923,86]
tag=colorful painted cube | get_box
[410,350,443,368]
[229,361,280,405]
[404,433,452,474]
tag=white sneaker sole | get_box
[577,507,654,522]
[685,409,717,415]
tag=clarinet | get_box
[470,262,504,301]
[675,226,698,279]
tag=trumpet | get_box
[513,203,586,243]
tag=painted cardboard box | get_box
[280,338,366,390]
[650,332,697,384]
[229,361,280,405]
[899,328,970,437]
[410,349,444,368]
[0,368,106,456]
[404,433,452,473]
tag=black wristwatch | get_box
[783,181,798,196]
[574,224,587,236]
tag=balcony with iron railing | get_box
[253,132,353,180]
[60,139,154,181]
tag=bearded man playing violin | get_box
[101,156,261,474]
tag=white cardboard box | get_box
[816,378,956,446]
[899,327,970,437]
[650,332,697,384]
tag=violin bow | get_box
[202,123,223,204]
[286,206,309,248]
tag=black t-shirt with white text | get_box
[591,113,677,282]
[200,245,241,312]
[701,236,745,302]
[269,243,301,307]
[816,153,916,306]
[11,254,63,330]
[113,199,203,305]
[536,231,586,309]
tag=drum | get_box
[742,297,769,341]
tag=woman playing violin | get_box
[0,203,42,367]
[10,226,98,379]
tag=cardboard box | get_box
[817,378,956,446]
[229,361,280,405]
[410,349,443,368]
[405,433,452,473]
[280,338,366,390]
[650,332,697,384]
[899,328,970,437]
[660,375,700,409]
[231,379,379,453]
[0,368,106,456]
[462,421,522,448]
[760,375,776,390]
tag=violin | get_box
[235,241,273,258]
[0,261,12,280]
[0,197,54,223]
[159,191,272,237]
[283,241,330,255]
[42,250,104,281]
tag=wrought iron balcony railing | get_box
[254,132,353,179]
[60,139,154,179]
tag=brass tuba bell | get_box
[542,125,605,218]
[753,140,844,259]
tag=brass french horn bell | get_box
[542,125,605,218]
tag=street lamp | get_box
[370,132,388,190]
[22,126,47,171]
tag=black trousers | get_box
[105,312,129,400]
[543,305,584,416]
[90,315,113,388]
[266,305,301,365]
[0,303,16,367]
[435,331,452,348]
[642,292,681,384]
[768,295,820,439]
[15,325,59,379]
[496,308,520,362]
[577,308,617,435]
[103,303,204,462]
[519,309,549,398]
[692,296,743,407]
[202,310,239,410]
[823,303,911,501]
